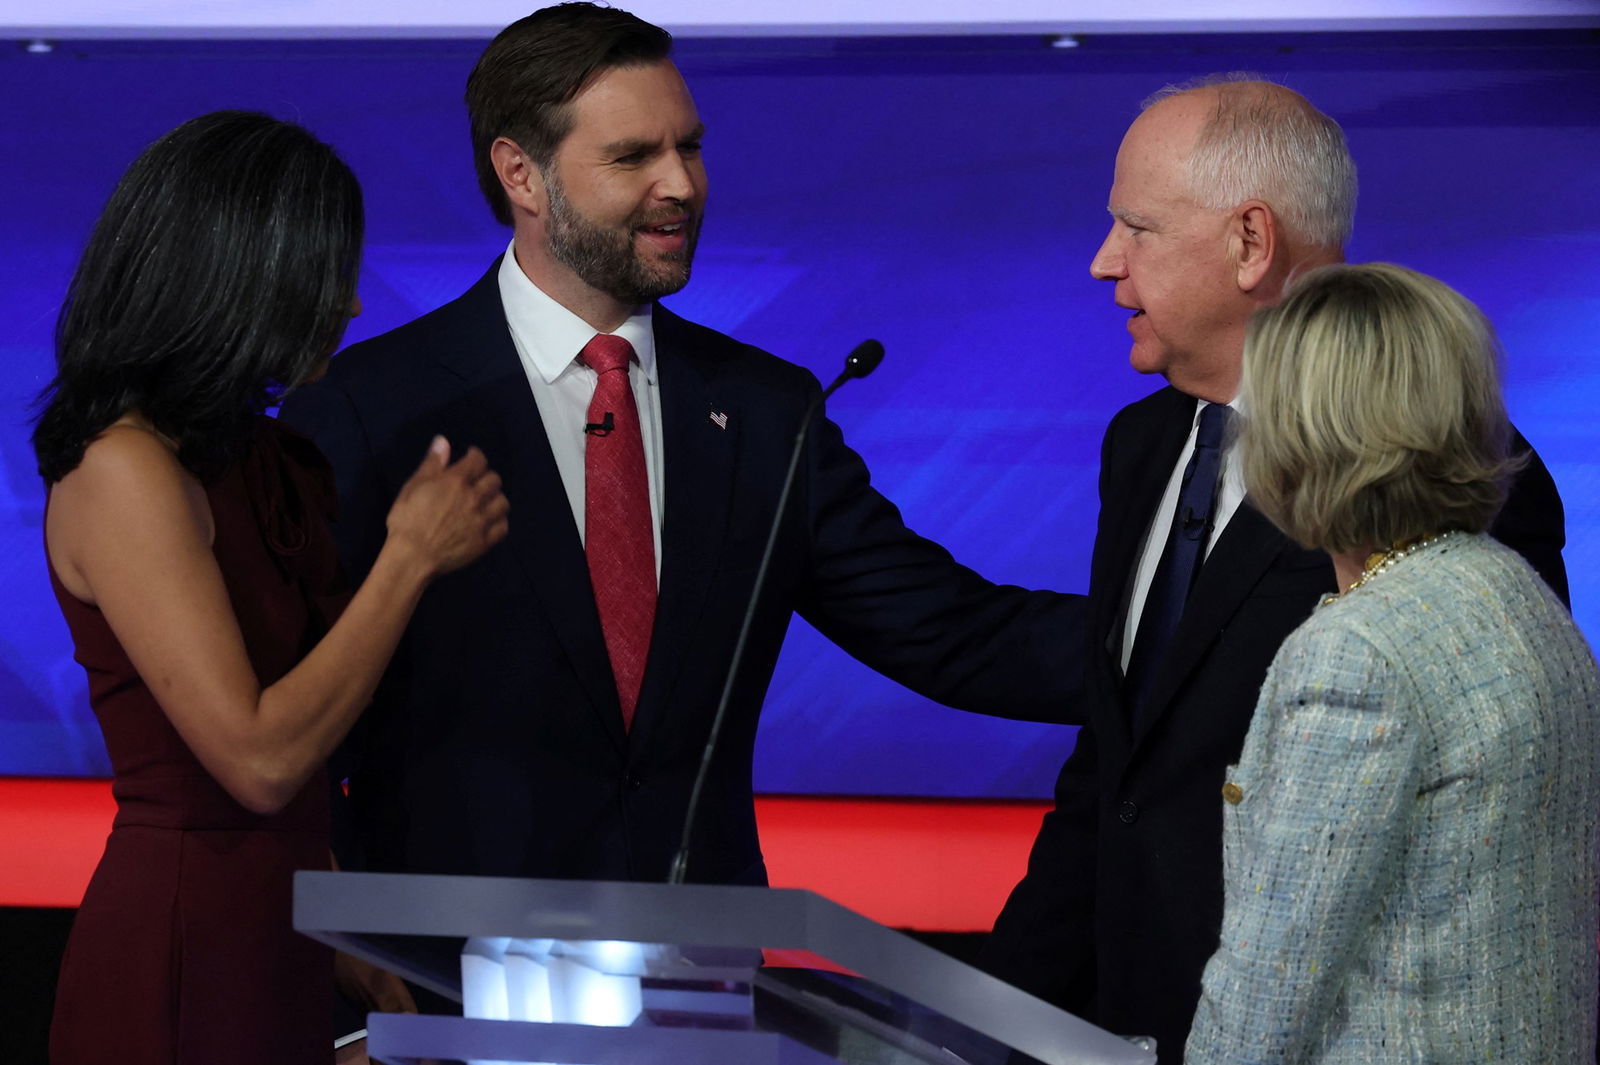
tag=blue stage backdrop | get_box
[2,31,1596,795]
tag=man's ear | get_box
[490,137,546,217]
[1232,201,1278,293]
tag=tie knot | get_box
[1196,402,1232,450]
[580,333,635,376]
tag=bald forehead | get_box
[1122,92,1209,161]
[1112,80,1315,206]
[1139,79,1318,145]
[1143,87,1220,124]
[1111,93,1209,211]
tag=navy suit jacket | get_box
[980,384,1568,1063]
[281,263,1083,885]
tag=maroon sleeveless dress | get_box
[49,417,348,1065]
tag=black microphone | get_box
[585,412,615,436]
[667,339,885,885]
[839,338,884,387]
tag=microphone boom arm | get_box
[667,339,884,884]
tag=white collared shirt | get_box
[1119,397,1246,673]
[497,242,665,579]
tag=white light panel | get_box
[4,0,1596,38]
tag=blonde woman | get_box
[1186,263,1600,1064]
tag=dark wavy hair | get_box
[32,110,364,483]
[466,2,673,226]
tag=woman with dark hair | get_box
[36,111,508,1063]
[1185,263,1599,1063]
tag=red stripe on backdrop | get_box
[0,778,117,909]
[756,795,1048,931]
[0,779,1048,931]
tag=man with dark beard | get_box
[282,2,1079,912]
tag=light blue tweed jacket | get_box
[1185,533,1600,1064]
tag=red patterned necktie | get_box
[579,333,656,731]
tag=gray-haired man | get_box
[980,77,1567,1062]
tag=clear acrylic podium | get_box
[294,871,1156,1065]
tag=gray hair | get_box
[1144,73,1357,250]
[1239,262,1519,553]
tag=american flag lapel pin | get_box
[708,409,729,430]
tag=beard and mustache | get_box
[542,167,702,308]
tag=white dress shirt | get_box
[497,242,665,579]
[1119,397,1245,673]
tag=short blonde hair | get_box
[1239,262,1518,553]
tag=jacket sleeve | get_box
[793,402,1087,724]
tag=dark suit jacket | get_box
[280,263,1081,886]
[980,384,1568,1063]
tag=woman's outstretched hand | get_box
[385,436,509,577]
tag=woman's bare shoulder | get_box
[48,420,213,600]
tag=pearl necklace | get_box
[1325,530,1460,603]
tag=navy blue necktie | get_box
[1124,402,1232,726]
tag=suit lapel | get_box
[435,265,626,753]
[1131,500,1296,747]
[1089,389,1195,752]
[1094,391,1196,644]
[628,307,737,749]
